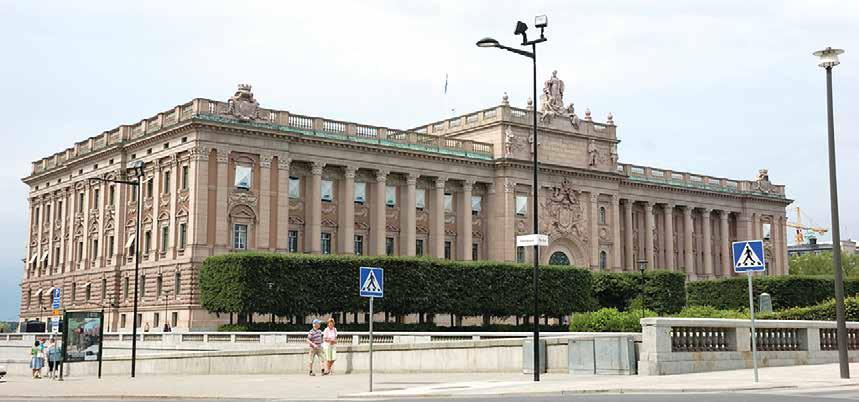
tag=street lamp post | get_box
[477,15,548,382]
[638,259,647,322]
[813,46,849,379]
[89,160,145,378]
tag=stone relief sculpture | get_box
[503,126,523,157]
[754,169,775,193]
[539,71,580,128]
[587,139,600,167]
[609,144,618,166]
[541,178,588,242]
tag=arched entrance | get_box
[549,251,571,266]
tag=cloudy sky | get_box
[1,1,857,320]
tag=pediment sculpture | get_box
[225,84,261,121]
[754,169,774,193]
[539,71,580,128]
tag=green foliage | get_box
[673,305,749,319]
[200,253,593,319]
[569,308,657,332]
[789,252,859,277]
[218,322,569,332]
[591,271,686,314]
[687,275,859,310]
[759,295,859,321]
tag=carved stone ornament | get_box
[587,139,600,167]
[228,190,258,213]
[754,169,774,193]
[504,126,524,157]
[539,70,580,128]
[225,84,261,121]
[541,178,588,242]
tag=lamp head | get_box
[637,259,648,273]
[813,47,844,68]
[535,15,548,28]
[514,21,528,36]
[476,37,500,48]
[127,160,145,177]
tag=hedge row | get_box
[591,271,687,314]
[759,295,859,321]
[687,276,859,310]
[569,308,658,332]
[200,253,594,319]
[219,322,570,332]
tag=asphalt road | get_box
[4,388,858,402]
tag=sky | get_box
[0,1,857,321]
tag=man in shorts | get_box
[306,319,324,376]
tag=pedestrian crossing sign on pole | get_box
[359,267,384,298]
[732,240,767,273]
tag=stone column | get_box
[306,162,325,254]
[644,201,655,269]
[371,170,388,256]
[430,177,446,258]
[339,166,356,255]
[457,180,473,260]
[275,157,291,252]
[683,206,695,279]
[775,215,787,275]
[400,173,417,256]
[663,203,675,270]
[702,208,714,277]
[590,193,600,269]
[611,195,622,271]
[781,216,790,276]
[485,183,499,260]
[188,146,208,253]
[623,199,634,271]
[739,212,753,241]
[720,210,731,276]
[215,151,230,251]
[257,154,272,250]
[752,213,761,240]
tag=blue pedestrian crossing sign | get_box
[359,267,384,298]
[732,240,767,273]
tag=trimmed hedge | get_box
[592,271,686,314]
[200,253,593,319]
[569,308,658,332]
[687,276,859,310]
[219,322,569,332]
[760,296,859,321]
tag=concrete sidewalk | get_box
[0,363,857,400]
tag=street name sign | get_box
[516,234,549,247]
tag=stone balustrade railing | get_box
[414,106,615,139]
[640,317,859,375]
[619,163,787,198]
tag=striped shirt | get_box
[307,328,323,346]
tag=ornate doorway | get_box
[549,251,571,266]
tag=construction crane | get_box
[785,206,829,244]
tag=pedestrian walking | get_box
[306,319,324,376]
[322,318,338,375]
[29,340,44,379]
[46,337,62,380]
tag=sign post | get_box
[51,288,62,334]
[359,267,384,393]
[516,233,549,380]
[732,240,767,383]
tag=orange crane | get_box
[786,206,829,244]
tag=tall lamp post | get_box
[813,46,849,379]
[89,160,145,377]
[477,15,548,382]
[637,259,648,322]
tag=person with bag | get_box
[29,340,44,379]
[46,337,62,380]
[322,318,338,375]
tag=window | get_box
[153,312,160,328]
[444,194,453,213]
[321,233,332,254]
[54,246,60,266]
[71,283,77,302]
[321,180,333,201]
[101,278,107,301]
[416,239,424,256]
[181,165,189,190]
[171,312,178,328]
[444,241,452,260]
[93,188,100,207]
[160,225,169,252]
[354,235,364,256]
[107,235,114,258]
[137,314,143,327]
[599,251,608,271]
[287,230,298,252]
[472,243,479,260]
[123,277,129,299]
[288,177,301,199]
[386,237,395,256]
[516,196,528,216]
[140,275,147,297]
[233,224,248,250]
[145,179,153,198]
[174,272,181,295]
[516,246,525,263]
[34,207,39,226]
[108,186,115,205]
[471,196,482,215]
[598,207,606,225]
[354,182,366,203]
[156,275,163,297]
[144,230,152,253]
[178,223,187,249]
[56,201,62,220]
[78,192,84,210]
[163,171,171,193]
[416,189,426,209]
[130,184,138,200]
[385,186,396,207]
[120,314,127,329]
[91,238,99,259]
[77,241,83,261]
[85,284,91,301]
[234,165,252,189]
[45,205,51,224]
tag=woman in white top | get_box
[322,318,337,375]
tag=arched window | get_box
[599,207,607,225]
[549,251,570,266]
[599,251,608,271]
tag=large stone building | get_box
[20,75,791,331]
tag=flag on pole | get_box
[444,73,448,95]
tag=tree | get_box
[789,252,859,277]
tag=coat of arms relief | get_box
[540,178,589,243]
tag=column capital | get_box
[435,177,447,189]
[259,154,274,168]
[189,146,210,162]
[487,182,496,194]
[461,179,474,192]
[343,166,357,179]
[503,179,515,193]
[683,205,694,216]
[720,209,731,220]
[589,193,599,203]
[405,173,419,185]
[610,193,619,203]
[643,201,653,211]
[375,169,389,182]
[216,150,229,164]
[702,207,713,215]
[277,157,291,171]
[664,202,675,210]
[310,162,326,176]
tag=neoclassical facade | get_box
[20,78,791,331]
